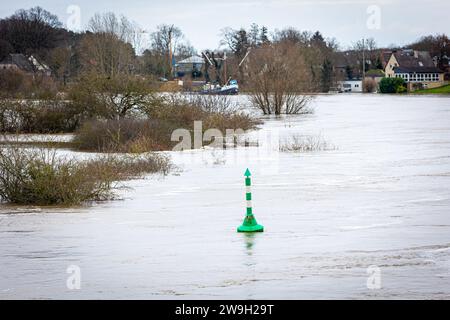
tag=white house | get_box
[338,79,363,93]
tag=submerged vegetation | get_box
[0,146,170,206]
[0,98,83,134]
[279,134,336,153]
[72,94,260,153]
[246,42,316,115]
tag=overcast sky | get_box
[1,0,448,51]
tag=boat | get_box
[200,80,239,95]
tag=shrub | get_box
[30,74,59,100]
[74,94,261,153]
[0,70,57,99]
[0,146,170,205]
[0,99,83,133]
[0,69,27,97]
[396,84,407,93]
[68,73,156,119]
[379,77,406,93]
[363,78,377,93]
[279,134,336,152]
[73,118,168,152]
[152,95,260,134]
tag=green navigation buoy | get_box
[237,168,264,233]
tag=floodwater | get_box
[1,94,450,299]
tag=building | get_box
[334,51,364,81]
[384,50,445,91]
[380,50,394,70]
[0,53,51,76]
[175,55,204,79]
[334,51,364,92]
[338,79,363,93]
[433,54,450,81]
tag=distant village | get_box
[1,44,448,96]
[165,47,449,93]
[0,6,449,95]
[335,48,447,93]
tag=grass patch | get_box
[413,84,450,94]
[0,146,171,206]
[279,134,336,152]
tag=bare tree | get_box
[69,73,154,119]
[353,37,378,70]
[246,42,314,115]
[273,28,311,46]
[80,12,140,77]
[150,24,184,78]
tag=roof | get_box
[0,54,51,73]
[394,66,443,74]
[0,54,34,72]
[366,69,385,77]
[28,55,51,72]
[393,50,443,73]
[381,51,393,69]
[333,51,361,68]
[177,56,204,64]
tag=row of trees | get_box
[0,6,335,101]
[0,7,196,85]
[219,25,339,92]
[409,34,450,71]
[1,6,448,97]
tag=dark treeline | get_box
[0,7,196,94]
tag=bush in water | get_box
[0,146,171,205]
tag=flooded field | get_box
[1,94,450,299]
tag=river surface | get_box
[1,94,450,299]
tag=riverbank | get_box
[412,84,450,94]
